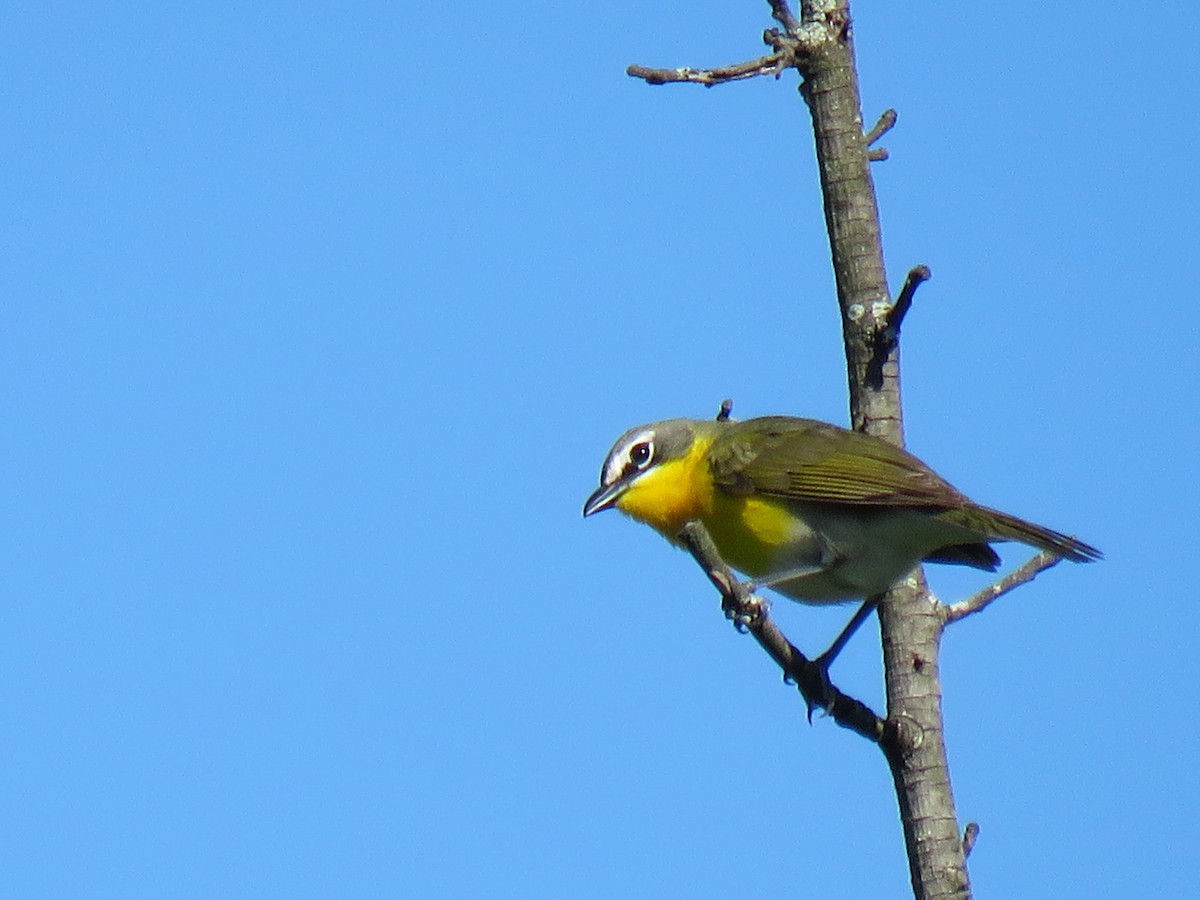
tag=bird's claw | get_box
[720,583,769,632]
[796,657,837,723]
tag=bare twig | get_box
[943,551,1063,623]
[628,17,808,88]
[677,522,886,741]
[768,0,801,34]
[865,110,896,160]
[865,108,897,146]
[864,265,930,389]
[962,822,980,858]
[627,51,790,87]
[887,264,931,335]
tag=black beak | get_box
[582,479,627,517]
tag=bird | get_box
[583,415,1100,605]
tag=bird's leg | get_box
[815,598,878,673]
[746,536,841,594]
[745,562,829,593]
[788,599,877,722]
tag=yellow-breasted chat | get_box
[583,415,1100,604]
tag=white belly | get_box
[761,503,984,604]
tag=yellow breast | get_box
[613,437,716,539]
[613,432,796,578]
[701,492,796,579]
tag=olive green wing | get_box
[707,416,966,508]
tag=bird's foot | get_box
[720,580,769,632]
[793,655,837,723]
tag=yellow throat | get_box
[610,430,716,539]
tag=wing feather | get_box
[708,417,966,508]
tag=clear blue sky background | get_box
[3,3,1196,897]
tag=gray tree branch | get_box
[943,553,1062,623]
[619,2,1038,896]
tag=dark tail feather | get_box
[946,505,1103,563]
[924,543,1001,571]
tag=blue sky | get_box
[2,2,1196,897]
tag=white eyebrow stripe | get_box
[603,428,656,485]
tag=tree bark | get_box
[795,3,971,896]
[628,3,974,896]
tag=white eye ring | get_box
[629,440,653,468]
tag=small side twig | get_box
[627,50,790,87]
[865,109,897,161]
[629,18,806,88]
[962,822,980,858]
[864,265,931,389]
[865,108,897,146]
[677,522,885,741]
[943,552,1062,623]
[768,0,801,35]
[886,264,930,335]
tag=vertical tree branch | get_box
[626,3,975,896]
[794,2,970,896]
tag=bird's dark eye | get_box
[630,441,653,467]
